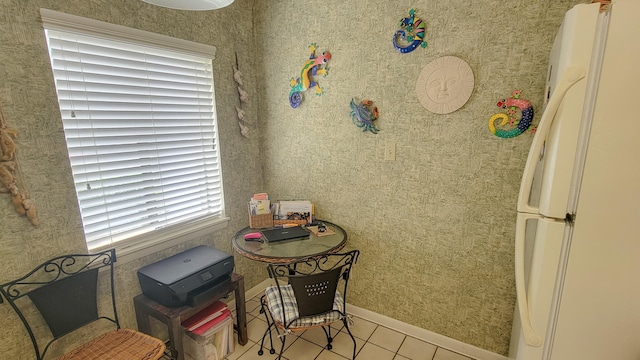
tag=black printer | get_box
[137,245,234,307]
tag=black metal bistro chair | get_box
[0,249,166,360]
[258,250,360,359]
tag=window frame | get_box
[40,9,229,262]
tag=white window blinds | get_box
[41,10,224,250]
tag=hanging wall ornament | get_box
[349,98,380,134]
[393,9,428,54]
[289,43,331,108]
[416,56,474,114]
[235,106,250,138]
[237,86,249,103]
[0,104,39,226]
[233,65,244,87]
[233,53,250,138]
[488,90,535,138]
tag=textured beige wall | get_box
[0,0,589,358]
[253,0,585,355]
[0,0,265,358]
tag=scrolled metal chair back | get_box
[267,250,359,327]
[0,249,117,360]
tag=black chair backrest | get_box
[267,250,359,325]
[0,249,118,360]
[290,267,342,317]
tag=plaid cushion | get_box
[265,284,344,328]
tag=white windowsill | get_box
[93,216,230,265]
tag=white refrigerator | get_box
[509,1,640,359]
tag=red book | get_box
[181,301,228,331]
[190,308,232,335]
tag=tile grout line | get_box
[395,336,408,359]
[236,295,473,360]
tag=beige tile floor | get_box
[225,294,476,360]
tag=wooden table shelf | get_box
[134,272,248,360]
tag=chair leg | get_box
[321,325,334,350]
[343,319,357,360]
[258,322,276,355]
[258,295,276,356]
[276,333,286,360]
[257,293,286,359]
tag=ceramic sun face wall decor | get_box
[415,56,474,114]
[288,43,331,108]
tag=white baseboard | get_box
[225,278,272,310]
[234,280,508,360]
[347,305,509,360]
[245,278,273,299]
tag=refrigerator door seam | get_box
[566,9,611,219]
[541,223,575,360]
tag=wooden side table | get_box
[134,272,248,360]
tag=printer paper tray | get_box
[187,276,233,307]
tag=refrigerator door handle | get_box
[517,66,587,215]
[515,212,543,346]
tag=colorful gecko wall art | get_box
[488,90,535,138]
[289,43,331,108]
[393,9,428,54]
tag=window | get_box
[41,9,227,255]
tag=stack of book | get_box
[181,301,234,360]
[274,200,314,223]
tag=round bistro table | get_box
[231,220,347,264]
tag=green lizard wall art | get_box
[289,43,331,108]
